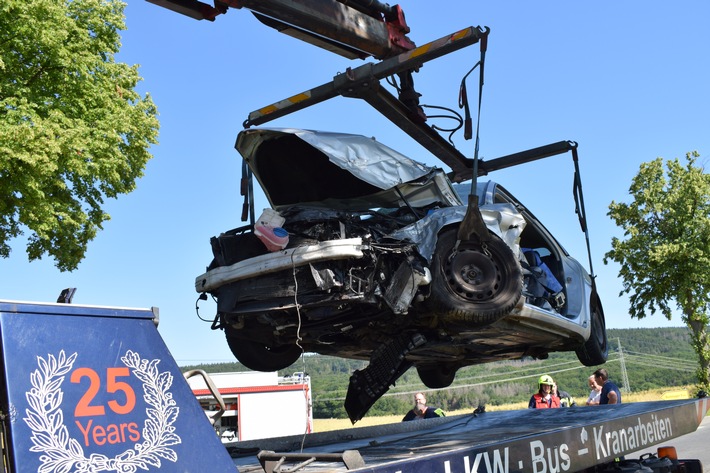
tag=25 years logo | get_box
[23,350,182,472]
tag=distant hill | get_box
[183,327,697,419]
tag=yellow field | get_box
[313,387,692,433]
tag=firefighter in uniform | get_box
[529,375,561,409]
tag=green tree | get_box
[0,0,158,271]
[604,152,710,391]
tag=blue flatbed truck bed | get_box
[230,398,708,472]
[1,300,707,472]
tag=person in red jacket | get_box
[528,375,561,409]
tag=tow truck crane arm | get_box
[145,0,487,181]
[243,26,489,182]
[145,0,415,60]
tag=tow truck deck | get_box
[1,297,707,472]
[231,398,709,473]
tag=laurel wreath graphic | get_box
[23,350,182,472]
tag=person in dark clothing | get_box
[594,368,622,404]
[553,384,576,407]
[402,392,426,421]
[412,402,445,420]
[402,393,445,421]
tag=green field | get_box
[313,386,693,432]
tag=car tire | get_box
[575,291,608,366]
[426,227,523,325]
[416,364,458,389]
[225,327,302,371]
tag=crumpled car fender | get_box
[388,203,527,263]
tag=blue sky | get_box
[3,1,709,365]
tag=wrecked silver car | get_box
[195,128,608,422]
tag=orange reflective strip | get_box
[450,28,470,42]
[256,91,311,117]
[288,92,310,103]
[409,43,432,59]
[258,104,279,115]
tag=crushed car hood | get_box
[236,128,462,211]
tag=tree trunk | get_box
[686,315,710,393]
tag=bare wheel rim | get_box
[444,244,503,302]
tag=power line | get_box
[623,358,696,373]
[624,355,696,370]
[313,342,700,403]
[313,358,591,399]
[311,349,698,402]
[624,351,697,368]
[617,338,631,392]
[315,363,593,402]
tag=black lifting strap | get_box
[240,159,255,226]
[459,28,487,144]
[571,145,596,279]
[456,27,489,243]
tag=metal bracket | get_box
[56,287,76,303]
[183,369,226,425]
[456,194,490,243]
[257,449,365,473]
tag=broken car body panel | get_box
[237,128,462,211]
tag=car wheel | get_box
[427,227,523,325]
[576,292,608,366]
[225,328,302,371]
[416,364,457,389]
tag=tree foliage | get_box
[604,152,710,390]
[0,0,159,271]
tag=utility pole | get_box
[617,338,631,392]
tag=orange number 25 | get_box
[71,367,137,417]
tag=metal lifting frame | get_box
[241,26,584,186]
[243,26,489,182]
[146,0,585,184]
